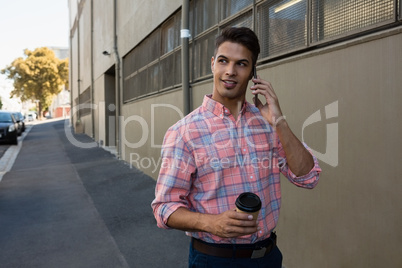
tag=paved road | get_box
[0,119,189,268]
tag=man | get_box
[152,27,321,267]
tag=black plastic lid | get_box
[235,192,261,213]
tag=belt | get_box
[191,232,277,259]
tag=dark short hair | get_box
[214,27,260,66]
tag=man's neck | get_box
[226,100,244,120]
[211,95,245,121]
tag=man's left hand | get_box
[251,76,284,127]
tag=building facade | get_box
[68,1,402,267]
[49,47,70,118]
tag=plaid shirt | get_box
[152,95,321,244]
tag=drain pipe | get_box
[181,0,191,115]
[69,27,74,126]
[113,0,121,158]
[77,18,81,124]
[90,0,95,138]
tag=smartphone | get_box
[253,66,257,81]
[253,66,259,104]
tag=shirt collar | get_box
[202,94,252,118]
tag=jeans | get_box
[188,240,283,268]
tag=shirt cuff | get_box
[286,150,321,189]
[156,202,189,229]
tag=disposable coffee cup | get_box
[235,192,261,220]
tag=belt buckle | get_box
[251,247,266,259]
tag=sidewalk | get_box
[0,119,189,268]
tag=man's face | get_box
[211,41,253,105]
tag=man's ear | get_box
[211,56,215,73]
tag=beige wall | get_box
[93,0,114,79]
[81,5,92,89]
[271,28,402,268]
[70,32,79,105]
[121,90,184,177]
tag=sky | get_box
[0,0,69,107]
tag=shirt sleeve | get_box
[277,138,321,189]
[151,126,196,229]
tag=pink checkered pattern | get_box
[152,95,321,244]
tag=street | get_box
[0,119,189,268]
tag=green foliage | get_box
[1,47,69,115]
[0,96,2,109]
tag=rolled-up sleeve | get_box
[278,142,321,189]
[151,127,196,229]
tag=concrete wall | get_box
[93,0,114,80]
[70,32,79,107]
[262,28,402,268]
[121,90,184,177]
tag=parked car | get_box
[16,112,26,132]
[26,112,37,121]
[12,112,25,134]
[0,111,18,145]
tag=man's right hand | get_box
[167,208,258,238]
[204,209,258,238]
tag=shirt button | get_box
[243,149,246,152]
[250,176,253,179]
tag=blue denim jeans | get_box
[188,240,283,268]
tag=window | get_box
[160,50,182,89]
[122,0,400,102]
[162,17,179,54]
[192,29,218,80]
[193,0,219,37]
[222,10,253,29]
[221,0,253,20]
[257,0,307,58]
[400,0,402,21]
[190,3,253,81]
[311,0,395,43]
[123,11,181,101]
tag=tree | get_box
[1,47,69,117]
